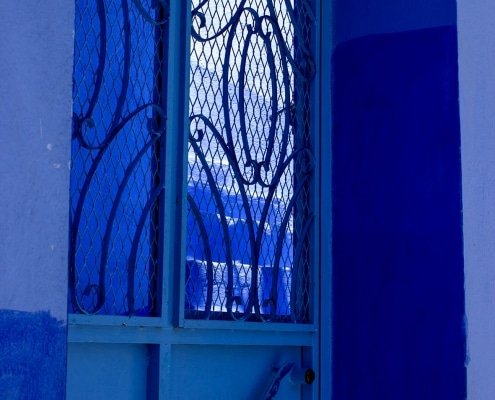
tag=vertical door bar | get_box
[154,0,170,320]
[311,0,320,329]
[158,1,192,398]
[318,0,333,397]
[157,344,173,399]
[305,0,321,398]
[161,0,192,327]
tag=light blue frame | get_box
[176,0,324,332]
[161,0,192,328]
[67,0,333,398]
[318,0,333,397]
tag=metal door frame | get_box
[67,0,333,398]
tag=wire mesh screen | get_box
[69,0,168,315]
[186,0,315,322]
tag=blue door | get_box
[66,1,327,398]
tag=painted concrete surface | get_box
[458,1,495,399]
[67,343,149,400]
[332,26,465,399]
[333,0,456,45]
[0,0,73,320]
[0,310,66,399]
[0,1,74,398]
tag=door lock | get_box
[263,362,315,399]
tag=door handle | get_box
[290,367,316,385]
[262,361,315,399]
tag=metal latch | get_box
[262,361,315,399]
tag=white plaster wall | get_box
[458,1,495,399]
[0,1,74,321]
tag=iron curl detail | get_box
[70,0,168,315]
[187,0,315,322]
[132,0,170,25]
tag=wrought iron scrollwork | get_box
[186,0,315,322]
[69,0,169,315]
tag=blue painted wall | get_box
[332,26,466,399]
[333,0,456,45]
[458,1,495,398]
[0,1,73,398]
[0,311,66,399]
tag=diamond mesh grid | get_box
[69,0,168,315]
[186,0,315,322]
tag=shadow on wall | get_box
[332,26,466,400]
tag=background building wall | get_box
[0,1,74,398]
[331,1,466,399]
[458,1,495,399]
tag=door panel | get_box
[67,0,321,398]
[170,345,302,400]
[67,343,149,400]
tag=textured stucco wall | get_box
[458,1,495,399]
[0,0,73,320]
[0,1,74,398]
